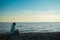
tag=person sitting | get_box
[11,22,16,33]
[10,22,19,34]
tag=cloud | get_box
[17,10,60,15]
[0,15,60,22]
[1,10,60,16]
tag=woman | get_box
[11,22,16,33]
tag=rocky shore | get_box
[0,32,60,40]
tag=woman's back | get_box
[11,22,16,33]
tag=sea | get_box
[0,22,60,33]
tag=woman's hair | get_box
[13,22,16,25]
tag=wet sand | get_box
[0,32,60,40]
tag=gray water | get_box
[0,22,60,33]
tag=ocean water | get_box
[0,22,60,33]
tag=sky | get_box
[0,0,60,22]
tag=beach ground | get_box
[0,32,60,40]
